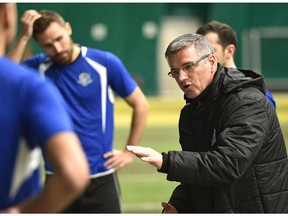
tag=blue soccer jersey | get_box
[0,57,73,210]
[22,46,137,176]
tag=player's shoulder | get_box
[0,57,48,92]
[24,52,51,64]
[82,46,120,62]
[0,57,38,79]
[0,57,19,72]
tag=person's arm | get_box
[104,86,149,170]
[165,183,196,213]
[127,97,270,185]
[123,86,149,147]
[1,132,89,213]
[7,10,41,62]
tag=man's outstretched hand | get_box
[126,146,163,170]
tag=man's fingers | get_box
[126,146,149,156]
[161,202,169,209]
[103,151,113,158]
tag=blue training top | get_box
[0,57,73,210]
[22,46,137,177]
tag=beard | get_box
[52,48,74,65]
[51,39,75,65]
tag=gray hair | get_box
[165,33,214,61]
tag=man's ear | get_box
[65,22,72,36]
[208,54,217,68]
[225,44,236,57]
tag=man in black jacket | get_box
[127,33,288,213]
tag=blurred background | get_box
[15,3,288,213]
[16,2,288,96]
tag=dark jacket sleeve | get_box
[165,95,270,186]
[167,183,195,213]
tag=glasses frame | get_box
[167,53,211,78]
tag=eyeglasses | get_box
[167,54,211,78]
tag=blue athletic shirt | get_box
[21,46,137,177]
[0,57,73,210]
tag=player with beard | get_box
[8,9,149,213]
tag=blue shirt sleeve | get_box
[265,89,276,110]
[105,51,137,98]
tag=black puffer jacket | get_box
[160,65,288,213]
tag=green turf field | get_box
[114,94,288,213]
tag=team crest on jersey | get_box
[77,72,93,86]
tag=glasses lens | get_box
[182,62,194,72]
[171,70,179,78]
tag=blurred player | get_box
[0,3,89,213]
[196,21,276,109]
[8,9,149,213]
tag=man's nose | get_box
[178,69,188,80]
[53,42,62,53]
